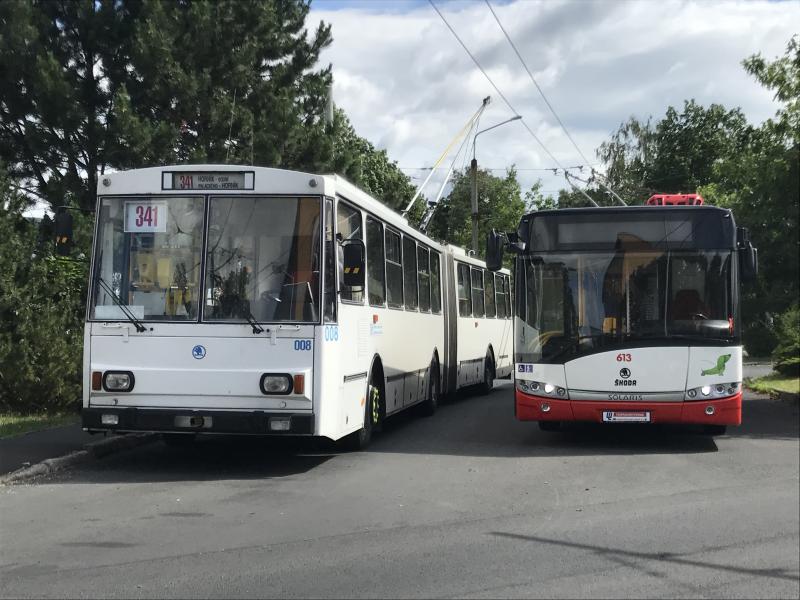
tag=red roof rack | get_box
[645,193,704,206]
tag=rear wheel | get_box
[420,361,440,416]
[479,355,495,395]
[538,421,561,432]
[703,424,727,436]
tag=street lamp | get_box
[470,115,523,253]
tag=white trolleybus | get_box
[82,165,512,448]
[487,194,757,435]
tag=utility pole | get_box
[470,114,522,254]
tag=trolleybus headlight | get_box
[544,383,555,394]
[687,388,697,399]
[715,384,725,394]
[701,386,711,396]
[556,387,566,397]
[260,374,293,395]
[102,371,134,392]
[529,382,540,392]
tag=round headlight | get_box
[687,388,697,399]
[530,382,540,391]
[715,384,725,394]
[544,383,555,394]
[701,386,711,396]
[556,387,566,397]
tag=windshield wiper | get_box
[244,309,264,335]
[95,276,147,333]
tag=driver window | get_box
[337,201,364,304]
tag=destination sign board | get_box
[161,171,254,191]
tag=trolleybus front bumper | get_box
[82,407,314,435]
[516,391,742,426]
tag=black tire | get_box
[538,421,561,432]
[479,355,495,395]
[703,425,727,436]
[420,361,440,416]
[342,373,382,451]
[163,433,196,447]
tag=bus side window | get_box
[385,229,403,308]
[366,217,386,306]
[337,201,364,304]
[417,246,431,312]
[484,268,496,317]
[402,236,418,310]
[457,263,472,316]
[504,275,512,318]
[323,198,336,322]
[495,273,506,318]
[472,267,485,317]
[430,252,442,314]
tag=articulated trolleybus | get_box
[82,165,511,448]
[487,194,757,434]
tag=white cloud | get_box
[311,0,799,199]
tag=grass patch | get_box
[747,374,800,396]
[0,413,79,439]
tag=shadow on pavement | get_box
[49,435,334,484]
[732,396,799,440]
[489,531,800,583]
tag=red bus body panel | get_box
[516,390,742,426]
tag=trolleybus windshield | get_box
[90,195,321,323]
[516,248,735,364]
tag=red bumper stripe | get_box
[516,390,742,426]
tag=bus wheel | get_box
[420,361,440,416]
[163,433,196,447]
[538,421,561,432]
[703,425,727,436]
[479,355,495,395]
[343,376,382,451]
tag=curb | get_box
[0,433,158,485]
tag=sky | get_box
[309,0,799,201]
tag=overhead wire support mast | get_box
[402,96,490,217]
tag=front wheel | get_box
[538,421,561,432]
[342,376,382,451]
[703,425,727,436]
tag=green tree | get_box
[427,167,529,256]
[0,0,334,211]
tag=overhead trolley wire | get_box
[484,0,592,166]
[428,0,565,171]
[484,0,626,205]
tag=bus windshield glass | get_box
[516,249,735,363]
[91,196,205,321]
[204,196,321,323]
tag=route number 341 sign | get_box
[124,201,168,233]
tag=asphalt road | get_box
[1,382,798,599]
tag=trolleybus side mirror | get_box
[341,240,366,288]
[737,227,758,283]
[486,229,505,271]
[54,206,74,256]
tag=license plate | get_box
[602,410,650,423]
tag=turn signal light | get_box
[293,374,305,395]
[92,371,102,391]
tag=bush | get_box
[772,305,800,376]
[0,178,89,413]
[743,323,778,358]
